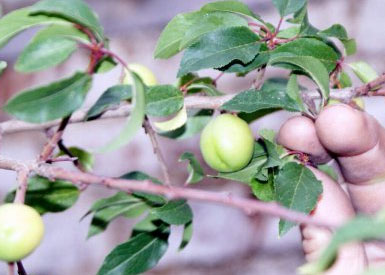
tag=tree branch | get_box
[0,156,339,229]
[143,118,171,186]
[1,73,385,136]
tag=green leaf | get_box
[132,214,161,235]
[179,221,193,251]
[5,176,79,215]
[277,26,300,39]
[220,51,269,74]
[349,61,378,84]
[275,162,323,236]
[154,11,247,59]
[271,38,339,72]
[87,193,149,238]
[318,24,348,40]
[0,8,68,48]
[317,24,357,56]
[146,85,184,117]
[287,74,304,111]
[97,228,169,275]
[15,25,88,73]
[4,72,91,123]
[151,200,193,225]
[179,152,204,184]
[58,146,94,172]
[299,214,385,274]
[338,71,352,88]
[159,110,212,140]
[99,72,145,152]
[200,0,261,20]
[31,0,104,42]
[269,56,330,103]
[221,87,302,113]
[250,178,275,202]
[120,171,166,206]
[287,4,318,36]
[86,85,132,120]
[272,0,307,17]
[94,56,117,74]
[187,83,223,96]
[153,106,188,132]
[177,26,260,77]
[343,39,356,56]
[0,61,6,75]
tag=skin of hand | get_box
[276,109,385,273]
[315,104,385,266]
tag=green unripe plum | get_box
[327,98,365,109]
[0,204,44,262]
[124,63,157,86]
[200,114,254,172]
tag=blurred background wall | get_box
[0,0,384,274]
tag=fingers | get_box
[277,116,331,164]
[315,104,385,214]
[301,167,366,274]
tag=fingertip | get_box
[277,116,331,164]
[315,104,379,156]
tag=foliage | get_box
[0,0,380,274]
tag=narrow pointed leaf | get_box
[0,8,68,48]
[99,73,145,152]
[221,87,302,113]
[178,26,260,77]
[179,221,193,251]
[154,11,247,59]
[272,0,307,17]
[86,85,132,120]
[31,0,104,41]
[5,176,79,215]
[151,200,193,225]
[201,0,262,20]
[97,229,169,275]
[179,152,204,184]
[275,162,323,236]
[269,55,330,102]
[271,38,338,72]
[15,25,88,73]
[4,72,91,123]
[146,85,184,117]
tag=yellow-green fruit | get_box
[0,204,44,262]
[124,63,157,86]
[327,98,365,109]
[200,114,254,172]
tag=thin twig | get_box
[16,261,27,275]
[143,118,171,186]
[13,168,29,204]
[1,74,385,136]
[8,263,14,275]
[38,116,71,162]
[0,156,338,229]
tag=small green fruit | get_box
[0,204,44,262]
[200,114,254,172]
[328,98,365,109]
[124,63,157,86]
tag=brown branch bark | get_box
[0,73,384,136]
[143,118,171,186]
[0,156,339,229]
